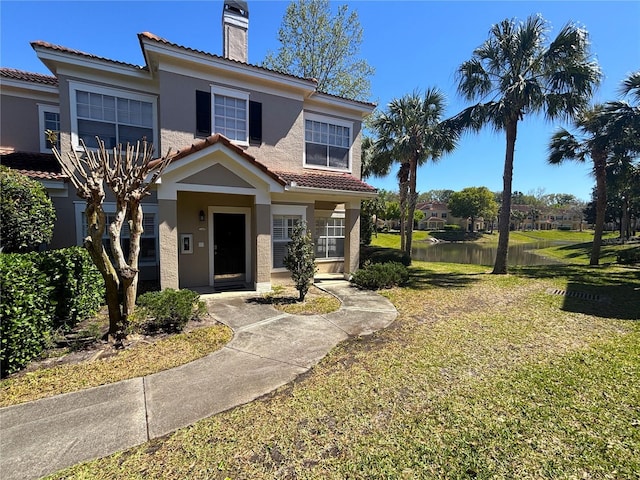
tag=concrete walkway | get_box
[0,280,397,480]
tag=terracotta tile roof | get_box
[0,151,66,180]
[153,134,376,195]
[274,170,377,194]
[30,40,148,71]
[138,32,317,86]
[0,67,58,86]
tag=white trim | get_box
[68,80,158,150]
[40,179,68,198]
[34,46,151,81]
[37,104,60,153]
[208,206,252,288]
[211,85,250,146]
[303,111,353,173]
[0,78,59,95]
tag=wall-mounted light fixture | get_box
[199,210,205,222]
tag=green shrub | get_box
[0,248,105,376]
[351,261,409,290]
[360,246,411,266]
[283,221,317,301]
[0,166,56,253]
[136,289,207,333]
[617,247,640,265]
[0,253,55,376]
[37,247,104,330]
[444,224,462,231]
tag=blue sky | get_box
[1,0,638,201]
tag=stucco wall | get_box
[156,70,365,177]
[0,94,55,152]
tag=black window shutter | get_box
[249,101,262,143]
[196,90,211,136]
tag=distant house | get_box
[509,204,585,231]
[0,1,377,292]
[416,201,488,232]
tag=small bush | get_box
[136,289,207,333]
[361,246,411,266]
[617,247,640,265]
[444,224,462,231]
[351,261,409,290]
[283,221,317,301]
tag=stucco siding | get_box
[0,94,50,152]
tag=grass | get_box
[45,261,640,479]
[0,325,232,407]
[260,284,341,315]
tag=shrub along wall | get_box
[0,247,104,376]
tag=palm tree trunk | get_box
[493,120,517,274]
[405,156,418,260]
[398,162,409,252]
[591,151,607,265]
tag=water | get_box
[411,241,561,266]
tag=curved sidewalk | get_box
[0,280,397,480]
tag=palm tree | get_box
[455,15,601,273]
[371,89,459,256]
[548,105,612,265]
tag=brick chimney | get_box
[222,0,249,63]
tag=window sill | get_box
[303,164,352,174]
[316,257,345,263]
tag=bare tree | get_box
[49,133,171,344]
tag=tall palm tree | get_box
[455,15,601,273]
[371,89,459,256]
[548,105,612,265]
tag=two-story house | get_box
[0,1,377,293]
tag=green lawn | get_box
[48,262,640,479]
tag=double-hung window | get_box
[304,113,352,171]
[211,86,249,145]
[38,104,60,152]
[315,211,345,259]
[70,81,157,150]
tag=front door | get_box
[213,212,246,286]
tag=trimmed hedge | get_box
[0,248,104,376]
[38,247,104,330]
[0,253,54,375]
[136,289,207,333]
[0,165,55,253]
[351,261,410,290]
[617,247,640,265]
[360,245,411,267]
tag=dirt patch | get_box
[9,308,221,379]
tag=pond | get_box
[411,241,562,266]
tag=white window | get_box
[315,212,345,260]
[272,205,307,269]
[74,202,158,266]
[69,81,157,150]
[211,85,249,145]
[304,112,352,171]
[38,104,60,152]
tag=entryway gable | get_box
[179,162,253,188]
[157,140,285,201]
